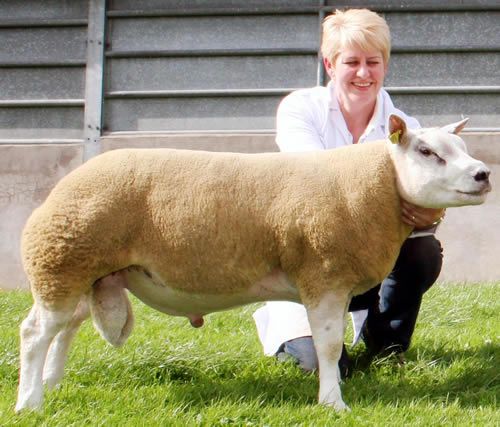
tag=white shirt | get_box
[276,81,420,151]
[253,82,421,356]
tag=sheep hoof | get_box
[324,399,351,412]
[43,376,62,390]
[15,396,43,413]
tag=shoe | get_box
[338,344,351,380]
[360,322,384,357]
[361,323,405,361]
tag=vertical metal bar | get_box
[317,0,326,86]
[83,0,106,160]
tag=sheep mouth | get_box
[456,187,491,196]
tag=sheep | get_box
[15,115,491,412]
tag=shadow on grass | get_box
[345,343,499,409]
[73,354,319,406]
[64,343,498,410]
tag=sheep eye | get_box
[419,147,432,157]
[418,146,446,165]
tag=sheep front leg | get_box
[305,290,350,411]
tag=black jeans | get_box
[349,235,443,352]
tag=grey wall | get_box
[0,0,499,289]
[1,0,499,140]
[0,0,87,141]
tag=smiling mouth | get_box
[352,82,373,87]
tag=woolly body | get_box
[22,141,409,313]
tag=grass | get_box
[0,283,498,426]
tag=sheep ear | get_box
[441,117,469,135]
[388,114,408,145]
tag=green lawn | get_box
[0,283,498,426]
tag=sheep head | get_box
[387,114,491,208]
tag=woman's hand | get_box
[401,199,445,229]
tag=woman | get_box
[253,8,445,375]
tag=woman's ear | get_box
[323,57,335,80]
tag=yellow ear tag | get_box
[389,130,401,144]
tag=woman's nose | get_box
[356,64,369,78]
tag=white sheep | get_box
[15,115,491,412]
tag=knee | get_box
[398,236,443,291]
[280,336,318,372]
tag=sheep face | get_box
[387,114,491,208]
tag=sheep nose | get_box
[474,169,490,182]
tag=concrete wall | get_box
[1,132,498,290]
[0,144,83,290]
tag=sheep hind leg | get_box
[90,271,134,347]
[42,299,90,390]
[16,302,76,412]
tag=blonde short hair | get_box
[321,9,391,65]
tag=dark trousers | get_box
[348,235,443,352]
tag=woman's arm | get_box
[276,91,326,153]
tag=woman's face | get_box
[325,47,387,109]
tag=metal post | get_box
[83,0,106,161]
[317,0,326,86]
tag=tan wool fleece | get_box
[21,141,411,309]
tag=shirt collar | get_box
[327,82,386,139]
[327,81,339,111]
[363,91,384,137]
